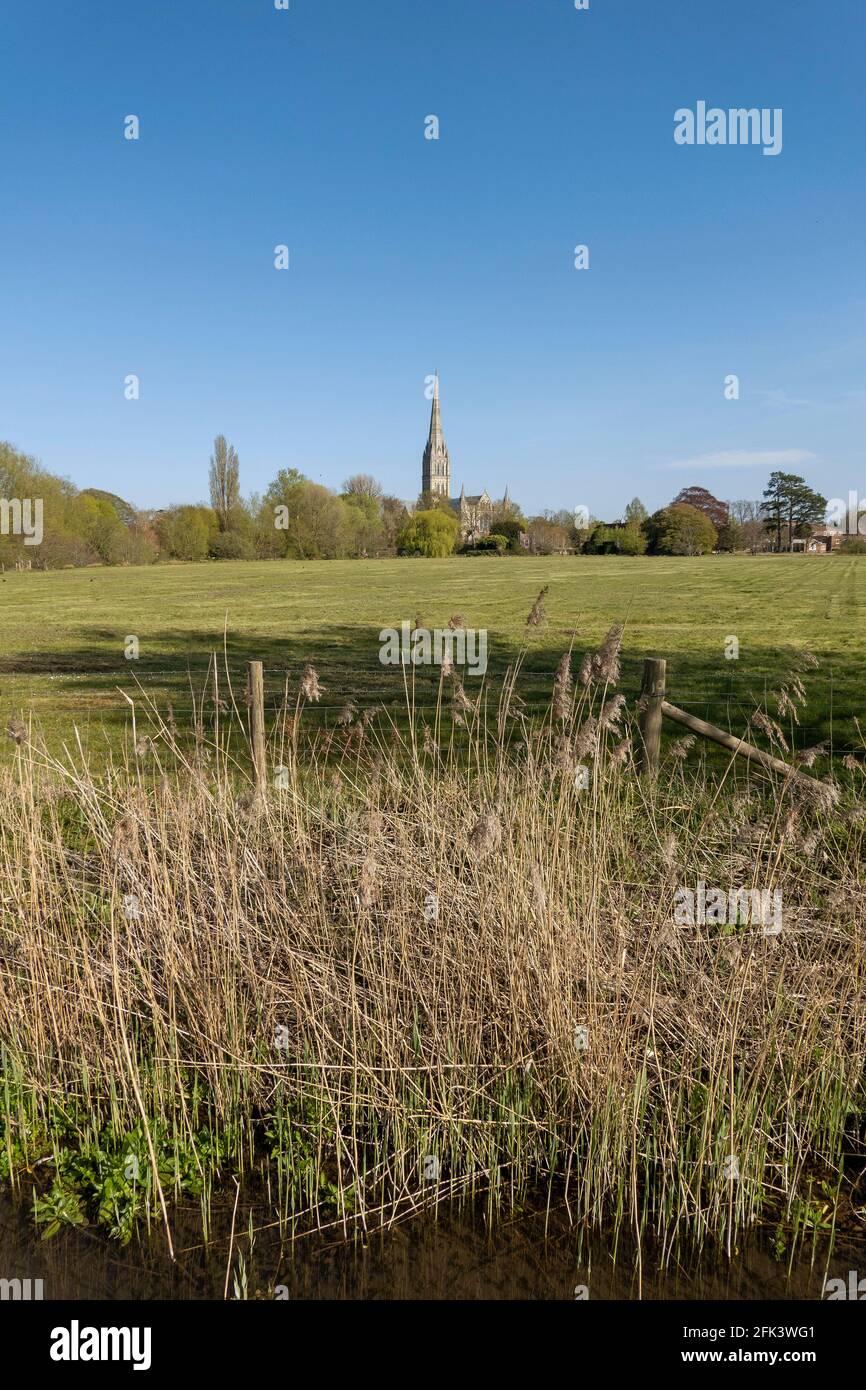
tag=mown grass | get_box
[0,634,863,1260]
[1,553,865,761]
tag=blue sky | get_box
[1,0,863,517]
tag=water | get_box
[2,1194,861,1300]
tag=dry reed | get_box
[0,654,863,1258]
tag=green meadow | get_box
[1,552,864,760]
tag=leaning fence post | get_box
[247,660,267,794]
[637,656,666,777]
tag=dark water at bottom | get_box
[1,1194,863,1301]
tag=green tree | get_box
[72,494,127,563]
[487,514,523,552]
[715,517,744,552]
[341,492,384,556]
[646,503,717,556]
[80,488,137,527]
[760,472,826,551]
[582,522,619,555]
[620,499,650,555]
[342,473,384,500]
[396,507,459,557]
[263,476,347,558]
[210,528,255,560]
[380,496,408,555]
[113,517,159,565]
[208,435,240,532]
[157,505,216,561]
[581,521,645,555]
[0,442,93,568]
[262,468,309,556]
[617,523,648,555]
[416,488,455,513]
[760,472,789,551]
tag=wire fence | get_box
[4,661,858,754]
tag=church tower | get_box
[421,374,451,497]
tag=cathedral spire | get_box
[428,374,443,450]
[421,372,451,498]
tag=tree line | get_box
[0,440,411,566]
[0,436,841,568]
[572,476,832,557]
[405,476,835,558]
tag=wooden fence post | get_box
[637,656,666,777]
[247,660,266,795]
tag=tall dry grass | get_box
[0,640,864,1257]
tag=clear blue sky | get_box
[1,0,863,518]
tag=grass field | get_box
[1,553,865,762]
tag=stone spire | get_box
[421,374,451,498]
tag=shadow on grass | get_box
[1,623,864,756]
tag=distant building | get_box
[420,375,509,543]
[791,523,857,552]
[448,484,495,544]
[792,529,843,553]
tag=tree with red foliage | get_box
[671,486,729,530]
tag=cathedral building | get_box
[421,376,508,543]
